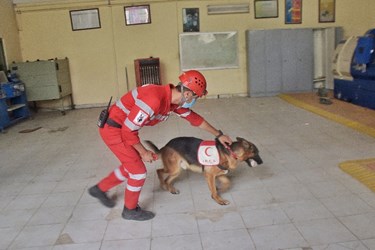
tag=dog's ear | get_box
[237,137,251,149]
[236,137,246,143]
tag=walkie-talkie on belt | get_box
[97,96,112,128]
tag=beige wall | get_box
[5,0,375,107]
[0,0,22,69]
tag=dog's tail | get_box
[144,140,161,155]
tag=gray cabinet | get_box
[11,58,72,102]
[247,29,313,97]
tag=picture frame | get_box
[182,8,199,32]
[254,0,278,19]
[319,0,335,23]
[285,0,302,24]
[124,5,151,26]
[70,8,101,31]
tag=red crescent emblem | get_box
[205,147,212,156]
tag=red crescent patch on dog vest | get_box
[198,141,220,165]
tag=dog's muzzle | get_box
[245,154,263,167]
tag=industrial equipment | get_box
[0,71,30,132]
[333,29,375,109]
[11,58,73,114]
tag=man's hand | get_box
[133,142,158,163]
[218,134,232,147]
[140,150,158,163]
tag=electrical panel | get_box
[11,58,72,102]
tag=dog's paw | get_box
[215,199,230,205]
[219,200,230,205]
[212,195,230,205]
[170,188,180,194]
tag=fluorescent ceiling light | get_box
[207,3,249,15]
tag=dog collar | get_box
[225,145,238,159]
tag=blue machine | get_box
[0,73,30,132]
[334,29,375,110]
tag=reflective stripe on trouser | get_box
[98,126,147,209]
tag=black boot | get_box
[122,205,155,221]
[88,185,115,208]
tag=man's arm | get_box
[198,120,232,145]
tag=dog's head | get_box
[233,137,263,167]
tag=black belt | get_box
[106,118,122,128]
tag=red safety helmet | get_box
[179,70,207,97]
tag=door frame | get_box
[0,38,7,72]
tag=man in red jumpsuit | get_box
[89,70,232,221]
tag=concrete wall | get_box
[0,0,23,69]
[3,0,374,107]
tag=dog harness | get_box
[198,141,233,171]
[198,141,220,165]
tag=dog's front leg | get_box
[204,171,230,205]
[157,169,168,191]
[217,175,231,193]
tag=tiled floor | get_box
[1,96,375,250]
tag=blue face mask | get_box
[181,98,197,108]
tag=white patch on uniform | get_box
[133,110,148,126]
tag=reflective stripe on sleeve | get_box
[132,89,154,116]
[127,184,142,192]
[116,100,130,115]
[124,118,141,131]
[177,110,191,118]
[152,114,170,121]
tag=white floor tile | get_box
[53,242,102,250]
[311,241,369,250]
[152,213,198,238]
[362,238,375,249]
[1,97,374,249]
[61,220,107,244]
[320,194,373,217]
[9,224,64,249]
[200,229,255,250]
[231,188,274,207]
[249,223,307,249]
[339,212,375,239]
[197,210,245,232]
[279,199,334,222]
[151,234,202,250]
[28,206,75,225]
[104,216,152,241]
[239,204,290,228]
[0,227,22,249]
[294,218,356,245]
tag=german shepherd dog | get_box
[145,137,263,205]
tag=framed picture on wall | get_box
[124,5,151,26]
[70,8,101,31]
[319,0,335,23]
[183,8,199,32]
[285,0,302,24]
[254,0,278,19]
